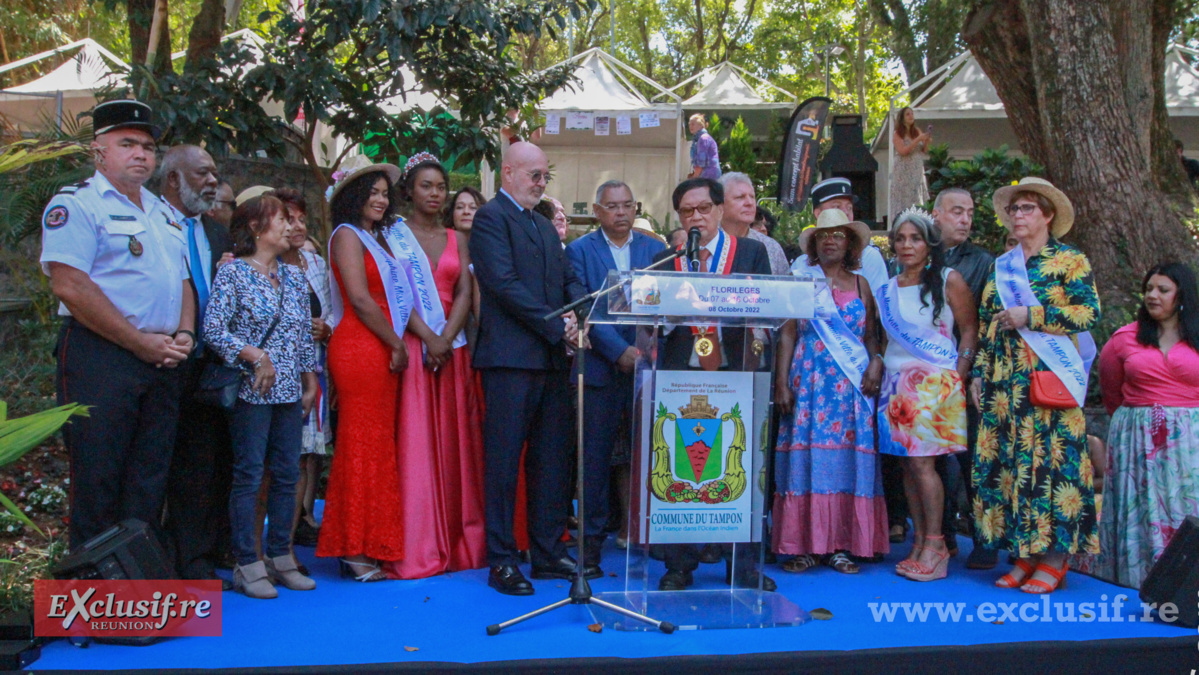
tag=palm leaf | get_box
[0,402,88,467]
[0,491,42,536]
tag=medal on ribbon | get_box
[128,235,144,256]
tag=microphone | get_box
[686,226,701,270]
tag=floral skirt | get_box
[879,361,966,457]
[1094,406,1199,589]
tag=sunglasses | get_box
[678,202,715,219]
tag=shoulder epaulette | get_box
[56,180,90,195]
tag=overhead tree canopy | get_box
[963,0,1199,316]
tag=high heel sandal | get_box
[1020,561,1068,594]
[895,535,924,575]
[900,535,948,582]
[995,558,1035,588]
[339,558,388,582]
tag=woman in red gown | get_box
[316,159,410,581]
[383,153,487,579]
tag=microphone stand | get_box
[486,249,689,637]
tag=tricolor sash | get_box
[874,276,959,371]
[328,223,414,340]
[797,261,871,396]
[994,246,1096,408]
[383,220,467,354]
[674,230,736,338]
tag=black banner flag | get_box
[775,96,832,210]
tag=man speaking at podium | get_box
[566,180,665,573]
[651,177,776,591]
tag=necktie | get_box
[696,248,721,370]
[186,218,208,352]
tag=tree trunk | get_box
[964,0,1198,315]
[185,0,227,72]
[128,0,173,77]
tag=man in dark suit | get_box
[565,180,665,571]
[470,142,588,595]
[159,145,235,589]
[652,177,776,592]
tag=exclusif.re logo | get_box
[35,580,223,637]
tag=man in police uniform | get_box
[41,100,196,550]
[159,145,235,587]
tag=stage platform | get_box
[29,530,1195,674]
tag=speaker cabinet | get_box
[1139,515,1199,628]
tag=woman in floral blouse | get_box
[203,195,318,599]
[969,178,1101,594]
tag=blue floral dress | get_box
[773,287,891,557]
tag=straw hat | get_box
[992,177,1074,238]
[797,208,872,253]
[235,185,274,205]
[632,217,666,243]
[325,154,402,203]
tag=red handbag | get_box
[1029,371,1076,409]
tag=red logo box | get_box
[34,580,222,637]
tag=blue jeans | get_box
[228,399,301,565]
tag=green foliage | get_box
[0,121,93,247]
[0,536,67,613]
[760,199,815,253]
[925,143,1045,255]
[723,116,757,178]
[0,401,87,534]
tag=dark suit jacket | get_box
[653,234,772,371]
[565,229,666,387]
[192,215,233,331]
[469,191,585,371]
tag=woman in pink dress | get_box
[383,153,487,579]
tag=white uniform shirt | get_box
[40,171,190,334]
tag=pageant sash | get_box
[328,223,413,340]
[798,261,870,395]
[383,220,467,352]
[995,246,1096,408]
[875,277,959,371]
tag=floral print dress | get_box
[773,287,891,557]
[971,239,1101,556]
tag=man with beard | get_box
[159,145,236,587]
[40,100,195,550]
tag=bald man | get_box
[468,142,588,595]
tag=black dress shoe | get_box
[488,565,534,596]
[965,546,999,570]
[698,543,723,564]
[727,570,778,592]
[531,555,603,581]
[658,569,693,591]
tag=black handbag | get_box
[195,270,287,410]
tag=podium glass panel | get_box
[585,270,822,630]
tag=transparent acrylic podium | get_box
[584,268,824,631]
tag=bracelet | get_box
[176,329,197,344]
[253,352,268,370]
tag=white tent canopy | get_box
[667,61,795,110]
[0,39,128,132]
[528,48,683,225]
[871,45,1199,221]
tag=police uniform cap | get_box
[810,177,858,207]
[93,99,161,140]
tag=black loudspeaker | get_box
[52,519,173,582]
[50,519,174,646]
[1139,515,1199,628]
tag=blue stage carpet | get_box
[30,531,1193,671]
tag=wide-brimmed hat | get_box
[993,177,1074,238]
[797,208,871,253]
[235,185,274,205]
[632,217,666,243]
[326,154,402,203]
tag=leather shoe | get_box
[488,565,534,596]
[727,570,778,592]
[698,543,723,564]
[658,569,694,591]
[531,555,602,581]
[965,546,999,570]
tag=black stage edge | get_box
[29,635,1196,675]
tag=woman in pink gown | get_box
[384,154,487,579]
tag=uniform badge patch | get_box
[44,206,69,230]
[128,235,144,257]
